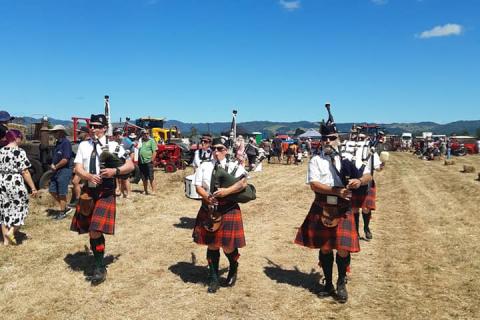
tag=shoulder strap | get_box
[210,163,218,194]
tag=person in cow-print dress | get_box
[0,129,38,245]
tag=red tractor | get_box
[450,136,478,155]
[153,143,191,173]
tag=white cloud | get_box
[417,23,463,39]
[279,0,301,11]
[371,0,388,5]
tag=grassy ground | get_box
[1,153,479,320]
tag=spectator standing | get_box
[0,129,37,245]
[49,125,73,220]
[138,129,158,195]
[260,139,272,163]
[245,137,259,171]
[446,138,452,159]
[69,126,90,207]
[235,135,246,165]
[439,138,447,159]
[113,128,134,198]
[0,110,15,148]
[306,138,312,156]
[121,131,136,197]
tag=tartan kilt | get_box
[294,202,360,253]
[351,181,377,211]
[192,204,246,249]
[70,188,116,235]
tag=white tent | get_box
[298,129,321,138]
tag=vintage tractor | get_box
[153,143,191,173]
[450,136,478,155]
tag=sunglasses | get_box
[201,140,211,144]
[90,125,104,129]
[321,135,338,142]
[213,146,226,152]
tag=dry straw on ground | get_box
[1,153,480,319]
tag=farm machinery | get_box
[123,116,192,173]
[8,117,56,188]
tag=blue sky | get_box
[1,0,478,124]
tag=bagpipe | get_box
[211,162,256,204]
[203,161,256,233]
[98,95,125,172]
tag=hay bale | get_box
[462,165,475,173]
[444,159,455,165]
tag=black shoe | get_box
[225,262,238,287]
[364,227,373,240]
[55,207,74,220]
[91,267,107,286]
[68,200,78,208]
[318,282,335,297]
[207,275,220,293]
[336,278,348,303]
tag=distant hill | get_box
[167,119,480,137]
[12,116,71,127]
[11,116,480,137]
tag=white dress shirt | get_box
[307,153,344,187]
[192,148,213,168]
[342,140,380,171]
[74,136,126,174]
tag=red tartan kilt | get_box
[70,188,116,235]
[351,185,376,211]
[294,202,360,253]
[192,205,246,249]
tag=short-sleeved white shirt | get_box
[307,153,344,187]
[74,136,126,174]
[192,149,213,168]
[194,158,247,192]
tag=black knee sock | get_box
[362,212,371,230]
[90,235,105,269]
[354,212,360,235]
[207,249,220,275]
[319,251,334,285]
[225,249,240,267]
[336,253,350,281]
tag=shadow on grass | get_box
[0,230,29,245]
[64,250,121,277]
[169,252,227,285]
[263,258,323,296]
[173,217,196,229]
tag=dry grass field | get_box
[1,152,480,320]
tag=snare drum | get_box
[184,174,202,199]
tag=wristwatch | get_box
[115,168,120,176]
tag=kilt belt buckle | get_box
[326,195,338,205]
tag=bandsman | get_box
[294,104,372,303]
